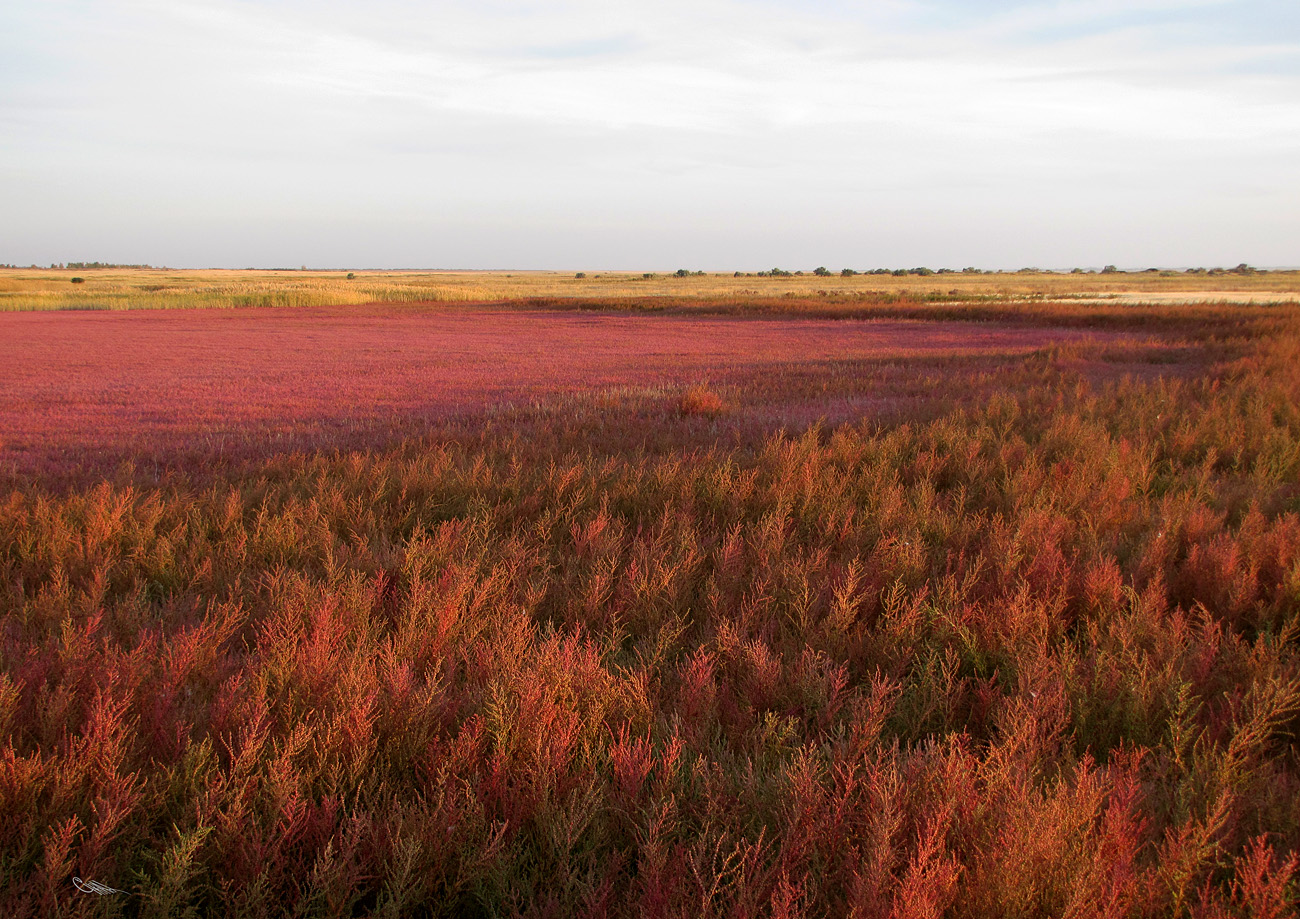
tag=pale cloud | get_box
[1,0,1296,268]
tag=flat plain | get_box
[1,303,1145,481]
[4,266,1300,312]
[2,270,1299,918]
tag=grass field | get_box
[2,278,1299,917]
[2,267,1298,313]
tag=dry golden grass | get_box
[2,266,1297,311]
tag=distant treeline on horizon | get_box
[0,262,158,270]
[0,262,1280,275]
[737,263,1265,278]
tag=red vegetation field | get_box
[2,304,1137,480]
[2,298,1299,918]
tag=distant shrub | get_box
[892,269,908,277]
[346,272,355,279]
[814,266,831,276]
[840,268,858,277]
[678,384,729,417]
[575,272,586,279]
[911,267,935,276]
[642,273,655,279]
[70,277,85,284]
[1102,265,1120,274]
[674,269,690,278]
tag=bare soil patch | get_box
[1077,290,1300,305]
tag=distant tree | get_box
[891,269,908,277]
[1101,265,1120,274]
[911,267,934,276]
[674,269,690,278]
[813,266,831,277]
[840,268,858,277]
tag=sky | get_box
[2,0,1298,270]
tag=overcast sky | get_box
[3,0,1298,270]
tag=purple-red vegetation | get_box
[1,297,1298,916]
[1,304,1130,482]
